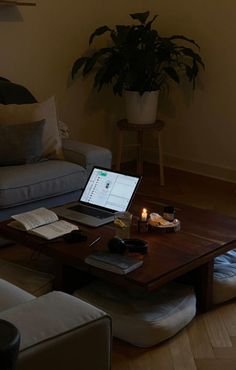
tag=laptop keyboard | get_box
[69,204,113,219]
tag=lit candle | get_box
[141,208,148,222]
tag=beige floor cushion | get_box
[0,259,54,296]
[74,280,196,347]
[213,249,236,304]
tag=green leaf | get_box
[163,67,180,83]
[83,55,98,75]
[130,11,150,24]
[94,65,109,91]
[113,76,124,96]
[71,11,204,94]
[83,48,114,75]
[146,14,158,29]
[184,64,194,81]
[94,54,121,92]
[89,25,111,45]
[192,60,199,78]
[180,48,205,69]
[112,25,130,45]
[169,34,200,49]
[71,57,88,79]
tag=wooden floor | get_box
[1,163,236,370]
[112,163,236,370]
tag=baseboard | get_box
[150,152,236,184]
[118,147,236,183]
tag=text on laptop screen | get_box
[80,168,140,211]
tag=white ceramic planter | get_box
[125,90,159,124]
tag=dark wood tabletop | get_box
[1,194,236,311]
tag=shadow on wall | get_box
[84,86,125,148]
[158,74,205,120]
[0,5,23,21]
[65,72,124,134]
[84,86,124,120]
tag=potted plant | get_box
[71,11,204,124]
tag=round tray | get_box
[148,219,181,233]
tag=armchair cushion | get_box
[0,96,63,160]
[62,138,112,173]
[0,160,87,208]
[0,291,108,350]
[0,278,34,311]
[0,291,112,370]
[0,120,45,166]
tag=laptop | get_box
[54,167,141,227]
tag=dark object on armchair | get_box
[0,77,36,104]
[0,319,20,370]
[0,78,112,220]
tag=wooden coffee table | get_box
[1,194,236,312]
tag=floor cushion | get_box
[74,280,196,347]
[0,259,54,296]
[213,249,236,304]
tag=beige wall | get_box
[0,1,235,181]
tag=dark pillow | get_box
[0,79,37,104]
[0,120,45,166]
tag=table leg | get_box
[54,261,65,290]
[193,260,213,312]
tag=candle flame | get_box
[141,208,148,221]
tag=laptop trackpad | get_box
[69,205,112,219]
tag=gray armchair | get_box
[0,279,111,370]
[0,78,112,220]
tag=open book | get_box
[8,207,78,240]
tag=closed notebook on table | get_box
[85,251,143,275]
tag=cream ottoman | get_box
[213,249,236,304]
[74,280,196,347]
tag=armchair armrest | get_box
[62,138,112,173]
[0,291,111,370]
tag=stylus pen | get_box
[89,236,101,247]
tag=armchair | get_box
[0,78,112,220]
[0,279,111,370]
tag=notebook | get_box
[54,167,141,227]
[85,251,143,274]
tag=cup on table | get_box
[114,211,132,239]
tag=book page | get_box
[11,208,59,231]
[29,220,78,240]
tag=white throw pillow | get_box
[0,96,63,159]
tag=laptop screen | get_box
[80,167,141,212]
